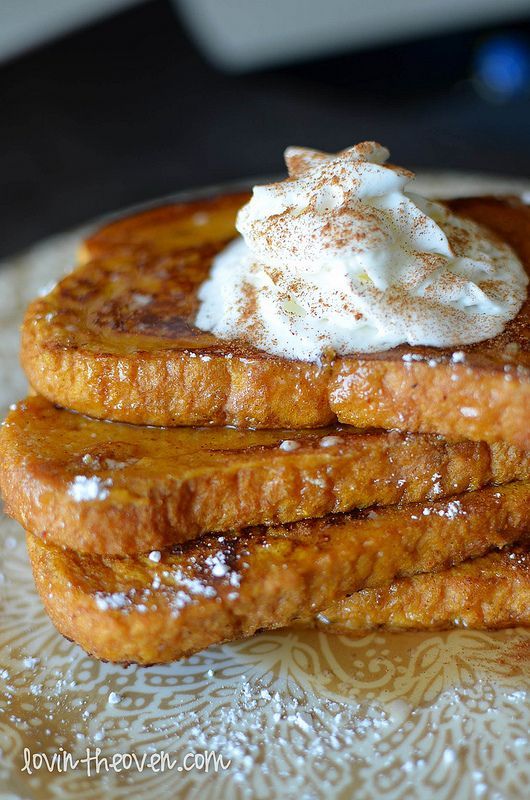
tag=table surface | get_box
[1,0,530,259]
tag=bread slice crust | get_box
[21,194,530,445]
[27,480,530,664]
[2,396,529,554]
[303,545,530,634]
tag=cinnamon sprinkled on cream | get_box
[196,142,528,361]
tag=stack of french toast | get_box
[1,187,529,666]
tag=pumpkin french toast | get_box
[20,193,530,446]
[7,143,530,666]
[26,480,530,664]
[2,395,529,554]
[301,544,530,635]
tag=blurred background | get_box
[1,0,530,258]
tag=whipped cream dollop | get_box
[196,142,528,361]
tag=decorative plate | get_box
[1,174,529,800]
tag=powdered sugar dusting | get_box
[67,475,112,502]
[90,542,245,619]
[319,435,343,448]
[279,439,301,452]
[460,407,479,418]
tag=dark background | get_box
[1,0,530,258]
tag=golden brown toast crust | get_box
[21,194,530,443]
[331,197,530,448]
[2,396,530,554]
[26,481,530,663]
[300,545,530,634]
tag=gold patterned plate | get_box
[1,174,530,800]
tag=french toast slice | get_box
[26,480,530,663]
[2,396,530,554]
[21,193,530,445]
[300,545,530,635]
